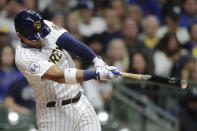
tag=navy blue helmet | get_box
[14,10,51,41]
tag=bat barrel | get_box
[146,76,187,89]
[120,72,187,89]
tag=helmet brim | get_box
[24,23,51,41]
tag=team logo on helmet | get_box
[33,21,42,31]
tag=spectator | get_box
[126,4,143,27]
[161,0,182,24]
[0,26,10,45]
[65,12,82,41]
[78,0,106,37]
[179,0,197,28]
[161,0,181,7]
[121,16,140,48]
[126,0,162,23]
[85,34,104,57]
[0,0,7,17]
[47,0,70,15]
[0,0,25,45]
[106,39,129,72]
[83,34,105,69]
[6,0,25,19]
[157,6,190,45]
[0,44,23,100]
[139,15,160,49]
[126,51,157,101]
[37,0,52,12]
[0,16,14,37]
[101,7,122,51]
[93,0,111,15]
[51,10,66,28]
[23,0,37,10]
[128,51,153,75]
[121,16,154,67]
[40,0,73,20]
[171,55,197,80]
[111,0,126,21]
[154,32,184,77]
[187,21,197,58]
[161,0,182,16]
[4,77,35,114]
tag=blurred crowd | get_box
[1,0,197,130]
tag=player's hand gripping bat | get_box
[119,72,187,89]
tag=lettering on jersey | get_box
[48,47,63,64]
[51,23,62,30]
[29,63,40,74]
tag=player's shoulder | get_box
[43,20,68,43]
[44,20,68,32]
[15,40,39,65]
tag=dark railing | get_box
[109,82,180,131]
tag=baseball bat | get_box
[120,72,187,89]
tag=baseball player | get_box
[14,10,120,131]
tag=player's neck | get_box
[21,40,43,49]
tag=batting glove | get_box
[93,56,106,69]
[96,65,120,80]
[93,56,119,71]
[93,56,120,80]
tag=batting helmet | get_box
[14,10,51,41]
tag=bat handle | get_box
[120,72,152,80]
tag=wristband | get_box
[64,68,77,84]
[83,70,97,81]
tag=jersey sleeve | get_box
[15,48,54,81]
[44,20,68,43]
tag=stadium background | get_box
[0,0,197,131]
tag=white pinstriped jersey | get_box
[15,20,81,103]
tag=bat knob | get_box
[181,80,187,89]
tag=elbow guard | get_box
[64,68,77,84]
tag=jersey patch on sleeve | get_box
[51,23,62,30]
[29,63,40,74]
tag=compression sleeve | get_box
[56,32,97,60]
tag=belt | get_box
[46,92,81,107]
